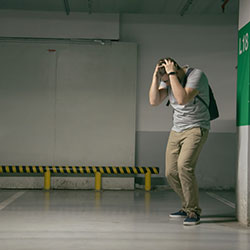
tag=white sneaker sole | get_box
[169,214,187,218]
[183,220,200,226]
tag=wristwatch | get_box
[168,72,177,75]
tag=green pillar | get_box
[237,22,250,126]
[237,19,250,226]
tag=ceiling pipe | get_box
[180,0,193,16]
[221,0,230,13]
[88,0,92,14]
[63,0,70,15]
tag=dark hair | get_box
[157,57,181,76]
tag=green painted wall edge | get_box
[237,21,250,126]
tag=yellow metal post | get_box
[95,172,102,191]
[44,170,51,190]
[145,171,151,191]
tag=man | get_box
[149,58,210,225]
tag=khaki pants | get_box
[165,127,208,215]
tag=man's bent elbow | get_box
[149,100,159,106]
[150,103,158,106]
[177,100,185,105]
[176,98,188,105]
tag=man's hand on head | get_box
[153,64,160,78]
[154,63,166,80]
[164,59,177,74]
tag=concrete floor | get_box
[0,189,249,250]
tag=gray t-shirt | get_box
[160,68,210,132]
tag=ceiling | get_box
[0,0,239,16]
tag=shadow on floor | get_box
[201,215,237,224]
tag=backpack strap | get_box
[183,67,194,87]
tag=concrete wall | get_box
[121,14,238,189]
[0,10,119,39]
[0,10,238,190]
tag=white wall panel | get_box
[0,43,56,165]
[0,41,137,167]
[54,43,137,165]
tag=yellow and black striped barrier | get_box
[0,165,159,191]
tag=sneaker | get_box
[183,212,200,226]
[169,210,187,218]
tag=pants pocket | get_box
[200,127,208,137]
